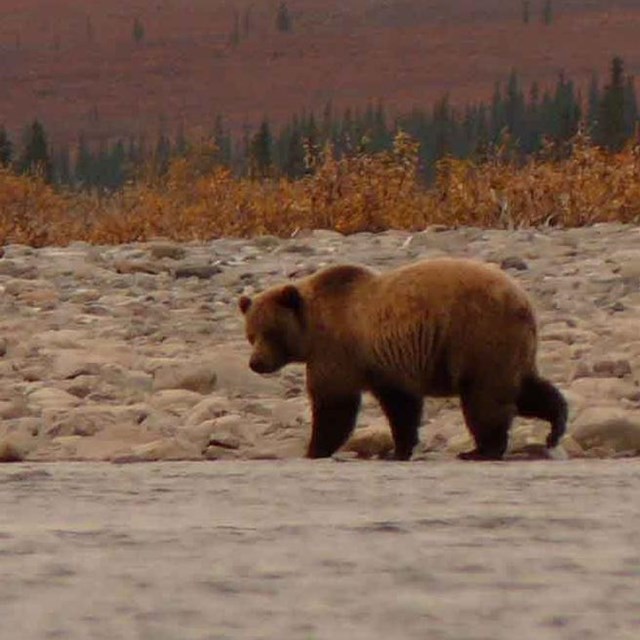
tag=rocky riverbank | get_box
[1,223,639,463]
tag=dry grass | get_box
[1,131,639,247]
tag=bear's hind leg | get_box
[371,386,423,460]
[516,374,568,448]
[307,394,361,458]
[459,386,515,461]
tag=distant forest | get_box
[0,56,637,190]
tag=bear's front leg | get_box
[307,393,361,458]
[371,385,423,461]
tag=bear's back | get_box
[357,258,537,394]
[376,257,533,318]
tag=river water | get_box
[1,460,639,640]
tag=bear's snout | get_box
[249,356,275,374]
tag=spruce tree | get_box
[249,120,273,178]
[74,133,94,187]
[153,133,172,177]
[623,76,638,140]
[213,115,232,166]
[542,0,553,25]
[524,81,541,153]
[276,3,293,33]
[133,17,145,44]
[474,104,490,160]
[86,16,94,43]
[552,73,581,144]
[109,140,127,189]
[276,118,305,178]
[433,94,453,160]
[598,56,627,151]
[587,73,600,135]
[229,9,240,47]
[505,70,525,140]
[304,113,319,152]
[243,7,252,37]
[95,141,110,189]
[0,126,13,166]
[53,145,72,185]
[19,120,53,182]
[490,82,506,141]
[321,101,334,141]
[339,107,356,154]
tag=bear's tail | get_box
[516,374,568,448]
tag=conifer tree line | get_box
[1,56,637,190]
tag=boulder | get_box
[571,407,640,455]
[342,425,394,459]
[152,363,218,394]
[111,437,203,463]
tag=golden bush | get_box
[0,131,639,247]
[0,169,77,246]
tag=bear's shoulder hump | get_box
[310,264,374,296]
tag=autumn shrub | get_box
[0,131,639,247]
[0,168,77,246]
[431,130,640,228]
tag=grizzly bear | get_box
[239,258,567,461]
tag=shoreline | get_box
[1,222,639,463]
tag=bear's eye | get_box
[247,332,256,345]
[264,329,288,353]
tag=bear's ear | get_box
[239,295,252,315]
[277,285,303,315]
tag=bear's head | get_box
[239,285,306,374]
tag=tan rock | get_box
[569,377,640,403]
[148,242,187,260]
[68,289,102,304]
[204,445,241,460]
[113,259,163,275]
[152,362,218,394]
[270,397,309,428]
[207,346,285,396]
[148,389,205,413]
[558,434,586,458]
[43,404,148,438]
[244,439,307,460]
[447,432,475,455]
[540,328,597,345]
[27,387,81,412]
[0,399,31,420]
[0,439,26,462]
[111,437,202,463]
[18,288,59,309]
[509,422,550,452]
[182,421,222,448]
[27,436,83,461]
[571,407,640,454]
[591,357,633,378]
[52,351,102,379]
[30,329,89,350]
[618,258,640,280]
[343,425,394,459]
[184,396,230,426]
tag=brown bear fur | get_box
[239,258,567,461]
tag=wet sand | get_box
[1,459,639,640]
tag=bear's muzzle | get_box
[249,356,277,374]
